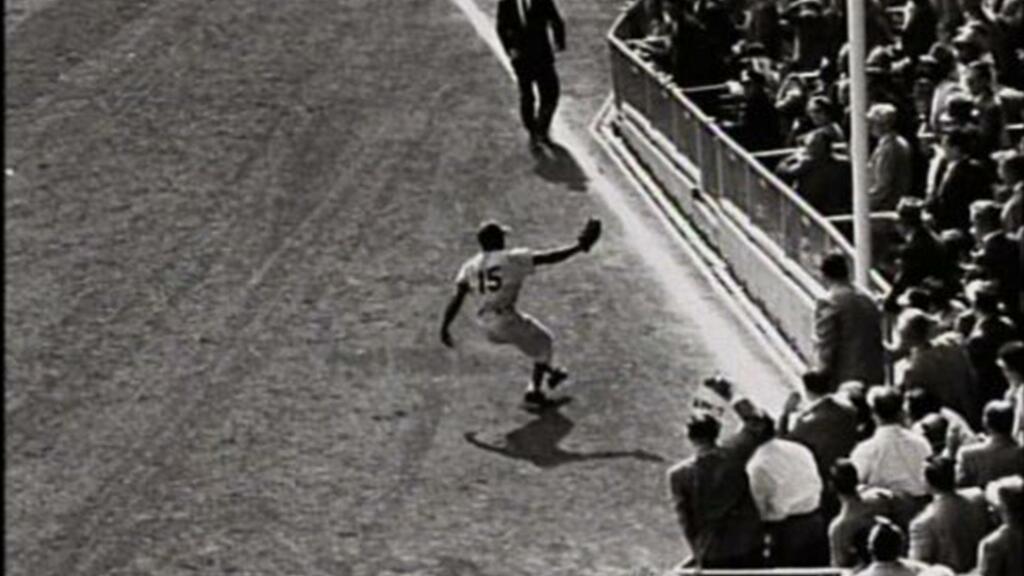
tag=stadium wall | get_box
[604,1,890,367]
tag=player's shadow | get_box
[464,402,665,469]
[531,139,588,192]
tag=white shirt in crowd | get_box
[850,424,933,497]
[745,437,822,522]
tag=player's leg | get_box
[505,312,571,401]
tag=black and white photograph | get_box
[5,0,1023,574]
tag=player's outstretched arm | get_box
[440,282,469,347]
[532,242,585,266]
[533,218,601,266]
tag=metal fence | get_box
[607,2,889,296]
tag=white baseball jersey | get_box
[455,248,536,315]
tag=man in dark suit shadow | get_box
[531,139,587,192]
[496,0,566,150]
[464,401,664,468]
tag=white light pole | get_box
[847,0,871,289]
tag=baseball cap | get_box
[477,220,510,247]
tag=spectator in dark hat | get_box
[956,399,1024,487]
[909,455,992,572]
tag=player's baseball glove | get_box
[577,217,602,252]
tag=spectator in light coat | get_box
[813,253,886,389]
[908,456,992,572]
[867,103,913,210]
[977,474,1024,576]
[956,400,1024,487]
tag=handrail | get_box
[606,0,891,295]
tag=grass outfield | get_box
[5,1,792,574]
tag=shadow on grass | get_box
[464,400,665,469]
[531,138,588,192]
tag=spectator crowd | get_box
[623,0,1024,572]
[667,252,1022,575]
[627,0,1023,301]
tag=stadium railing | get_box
[607,0,890,364]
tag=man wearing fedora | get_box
[496,0,566,149]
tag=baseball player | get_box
[440,218,601,405]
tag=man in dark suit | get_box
[780,371,860,478]
[667,383,766,568]
[814,253,886,388]
[926,128,993,233]
[496,0,565,148]
[885,197,954,311]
